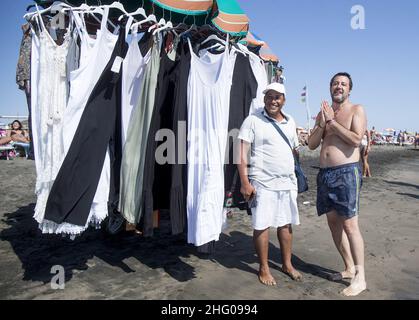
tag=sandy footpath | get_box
[0,146,418,300]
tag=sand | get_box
[0,146,418,300]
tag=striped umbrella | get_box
[211,0,249,37]
[240,32,279,62]
[150,0,213,15]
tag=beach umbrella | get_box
[149,0,213,15]
[240,32,279,62]
[384,128,396,132]
[211,0,249,37]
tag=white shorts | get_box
[250,183,300,230]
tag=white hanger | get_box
[101,1,128,15]
[24,1,71,20]
[64,3,92,12]
[89,7,117,30]
[149,17,165,33]
[118,2,147,22]
[200,34,226,46]
[130,14,157,31]
[152,21,173,36]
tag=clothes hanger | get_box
[130,14,157,31]
[178,16,198,38]
[89,7,117,30]
[24,1,71,20]
[152,20,173,35]
[100,1,128,15]
[149,17,165,33]
[117,1,147,22]
[200,34,226,46]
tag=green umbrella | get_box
[211,0,249,37]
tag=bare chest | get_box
[324,108,354,138]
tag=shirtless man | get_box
[308,72,367,296]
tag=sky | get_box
[0,0,418,133]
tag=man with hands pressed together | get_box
[308,72,367,296]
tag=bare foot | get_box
[258,266,277,286]
[328,269,355,281]
[281,266,303,281]
[341,279,367,296]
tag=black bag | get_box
[264,115,308,193]
[294,160,309,193]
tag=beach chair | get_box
[0,145,15,160]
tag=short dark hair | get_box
[330,72,353,90]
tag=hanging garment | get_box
[71,10,99,68]
[141,38,181,237]
[66,13,80,87]
[40,7,119,235]
[16,23,32,91]
[168,40,191,237]
[248,52,268,114]
[119,34,161,225]
[238,43,268,114]
[30,17,42,180]
[186,37,234,247]
[43,20,128,232]
[31,10,73,225]
[224,52,257,210]
[121,19,151,146]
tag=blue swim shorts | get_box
[316,162,362,218]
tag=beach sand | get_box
[0,146,418,300]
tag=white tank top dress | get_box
[186,37,234,246]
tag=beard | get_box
[331,91,347,103]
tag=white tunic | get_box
[186,38,234,246]
[121,20,150,146]
[31,12,72,226]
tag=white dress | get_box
[186,37,234,246]
[32,12,73,226]
[39,7,119,235]
[121,18,150,146]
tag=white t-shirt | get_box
[238,109,298,191]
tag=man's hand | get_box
[321,101,334,122]
[240,182,256,202]
[317,109,326,129]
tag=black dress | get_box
[141,39,181,237]
[224,52,257,210]
[44,23,128,227]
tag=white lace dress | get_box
[32,15,73,226]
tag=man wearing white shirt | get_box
[237,83,302,286]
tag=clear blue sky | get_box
[1,0,418,133]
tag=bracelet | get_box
[319,123,325,129]
[326,119,335,125]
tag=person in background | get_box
[360,129,372,177]
[272,66,285,84]
[7,120,30,157]
[415,132,419,149]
